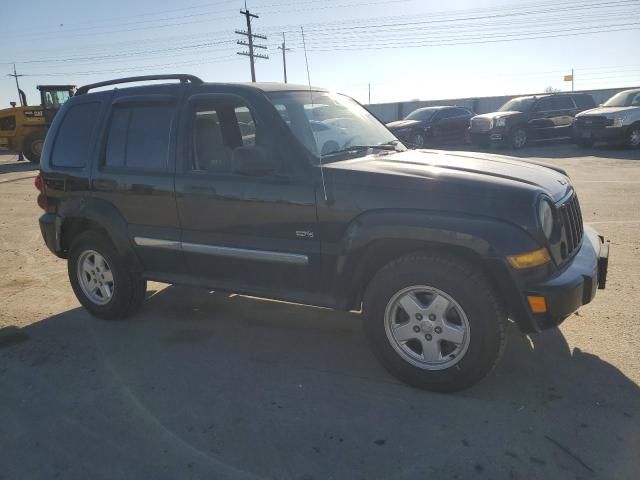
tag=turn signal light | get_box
[527,295,547,314]
[507,248,551,269]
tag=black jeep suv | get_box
[36,75,609,392]
[469,93,596,149]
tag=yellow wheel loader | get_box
[0,85,75,163]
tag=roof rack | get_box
[75,74,203,95]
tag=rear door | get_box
[550,96,579,138]
[90,88,185,275]
[174,89,321,302]
[528,97,556,139]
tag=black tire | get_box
[363,253,507,392]
[21,129,46,163]
[508,127,528,149]
[626,123,640,149]
[68,231,147,320]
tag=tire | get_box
[626,123,640,149]
[21,129,46,163]
[411,132,425,148]
[68,231,147,320]
[363,253,506,392]
[508,127,528,149]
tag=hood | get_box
[578,105,639,116]
[473,111,522,120]
[386,119,422,130]
[324,149,571,202]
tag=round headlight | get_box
[539,198,555,239]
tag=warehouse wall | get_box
[365,86,638,122]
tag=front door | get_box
[174,91,321,302]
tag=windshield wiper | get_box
[321,142,402,159]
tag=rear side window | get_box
[51,102,101,168]
[551,96,575,110]
[105,104,174,170]
[573,95,596,109]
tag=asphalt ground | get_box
[1,143,639,480]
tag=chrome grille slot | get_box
[558,193,584,259]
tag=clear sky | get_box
[1,0,639,106]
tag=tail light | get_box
[35,173,50,211]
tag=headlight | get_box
[612,116,625,127]
[495,117,506,128]
[538,198,555,239]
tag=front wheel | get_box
[68,231,146,320]
[363,254,506,392]
[626,123,640,149]
[509,127,528,149]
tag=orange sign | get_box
[564,75,573,81]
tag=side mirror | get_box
[231,146,277,176]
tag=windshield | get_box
[405,109,437,121]
[42,90,72,109]
[267,91,402,160]
[603,90,640,107]
[498,98,535,112]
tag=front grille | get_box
[575,116,613,128]
[558,193,584,259]
[470,117,492,132]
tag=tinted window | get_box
[105,104,174,170]
[551,96,575,110]
[191,98,266,173]
[532,97,553,112]
[453,108,472,117]
[573,95,596,109]
[435,109,456,120]
[51,102,101,168]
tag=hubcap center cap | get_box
[420,323,434,333]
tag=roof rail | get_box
[75,74,203,95]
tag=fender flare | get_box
[56,197,143,270]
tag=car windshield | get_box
[267,91,403,161]
[498,98,535,112]
[405,109,437,121]
[603,90,640,107]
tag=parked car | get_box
[36,75,608,392]
[469,93,596,149]
[386,106,474,147]
[574,88,640,148]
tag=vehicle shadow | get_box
[1,286,638,480]
[0,159,38,175]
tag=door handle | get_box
[92,179,118,191]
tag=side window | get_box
[105,103,174,170]
[454,107,472,117]
[51,102,101,168]
[532,98,553,112]
[552,96,575,110]
[435,109,455,120]
[631,93,640,106]
[190,99,268,173]
[574,95,596,109]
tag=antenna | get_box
[301,27,328,203]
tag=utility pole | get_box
[277,32,291,83]
[368,82,371,104]
[7,64,25,106]
[571,68,574,92]
[235,5,268,82]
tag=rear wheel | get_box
[363,253,506,392]
[68,231,146,320]
[626,123,640,149]
[22,129,46,163]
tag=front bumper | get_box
[575,125,626,142]
[494,225,609,332]
[470,129,507,144]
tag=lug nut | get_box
[428,314,436,321]
[435,326,442,334]
[425,334,432,341]
[413,326,420,333]
[415,313,423,321]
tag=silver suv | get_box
[574,88,640,148]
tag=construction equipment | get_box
[0,85,76,163]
